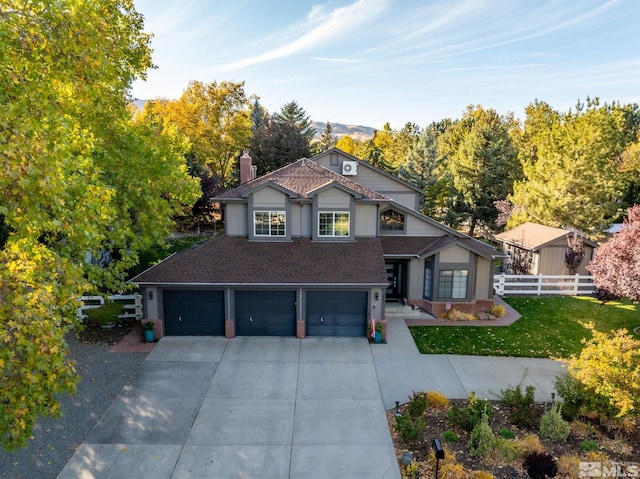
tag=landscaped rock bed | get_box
[388,391,640,479]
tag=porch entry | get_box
[385,259,407,301]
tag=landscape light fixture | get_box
[148,290,153,300]
[432,438,444,479]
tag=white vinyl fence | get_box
[77,294,143,320]
[493,274,595,297]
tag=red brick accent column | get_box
[296,320,306,339]
[225,319,235,338]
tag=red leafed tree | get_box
[587,205,640,302]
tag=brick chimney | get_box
[239,151,256,184]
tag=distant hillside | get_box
[313,121,374,141]
[132,101,374,141]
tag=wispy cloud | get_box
[216,0,389,71]
[313,57,362,64]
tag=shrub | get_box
[580,439,598,452]
[441,308,478,321]
[517,434,545,455]
[539,402,570,442]
[490,304,506,318]
[555,372,618,420]
[494,436,522,463]
[442,430,459,442]
[498,381,538,428]
[556,454,580,479]
[427,390,449,410]
[498,428,515,439]
[407,390,429,418]
[447,392,493,431]
[569,420,598,440]
[84,302,124,326]
[395,413,425,443]
[474,471,495,479]
[523,452,558,479]
[468,413,496,458]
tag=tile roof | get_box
[215,158,388,201]
[132,236,388,286]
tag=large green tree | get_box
[274,100,316,145]
[0,0,199,449]
[250,114,311,174]
[439,105,521,236]
[509,99,640,237]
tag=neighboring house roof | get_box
[215,158,388,202]
[381,236,501,260]
[132,235,388,286]
[495,222,597,250]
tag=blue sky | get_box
[130,0,640,130]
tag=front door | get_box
[385,260,406,300]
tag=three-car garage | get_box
[160,288,370,338]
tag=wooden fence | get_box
[493,274,595,297]
[77,294,143,320]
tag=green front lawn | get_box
[409,296,640,358]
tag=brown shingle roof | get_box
[132,236,388,285]
[215,158,388,201]
[381,236,500,259]
[494,222,597,250]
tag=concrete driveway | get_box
[57,336,401,479]
[57,303,565,479]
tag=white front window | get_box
[318,211,350,237]
[254,211,286,236]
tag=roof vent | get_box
[342,161,357,176]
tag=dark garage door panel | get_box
[163,290,225,336]
[306,291,368,337]
[235,291,296,336]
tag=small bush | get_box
[490,304,506,318]
[569,420,598,440]
[580,439,598,452]
[474,471,495,479]
[406,390,429,418]
[85,302,124,326]
[447,392,493,431]
[539,402,570,442]
[441,308,478,321]
[555,373,618,420]
[498,381,538,428]
[498,428,515,439]
[494,436,522,463]
[442,430,459,442]
[468,413,496,458]
[517,434,545,455]
[427,390,449,410]
[556,454,580,479]
[395,414,425,443]
[523,452,558,479]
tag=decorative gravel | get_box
[0,334,147,479]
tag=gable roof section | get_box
[495,222,597,250]
[313,148,424,195]
[381,236,501,260]
[132,235,388,286]
[215,158,387,202]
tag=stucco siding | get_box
[405,216,448,235]
[474,256,492,300]
[317,188,351,208]
[440,245,470,263]
[225,203,247,235]
[355,203,378,236]
[253,187,287,208]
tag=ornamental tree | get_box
[0,0,199,449]
[587,205,640,302]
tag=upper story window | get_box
[254,211,286,237]
[380,209,405,231]
[318,211,350,237]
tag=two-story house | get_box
[133,148,500,338]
